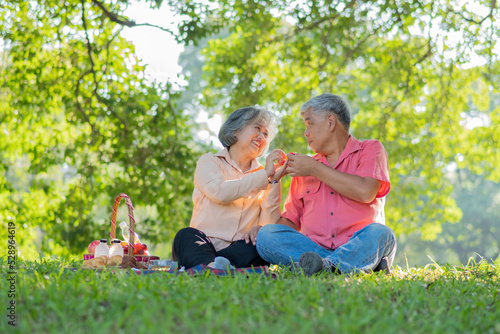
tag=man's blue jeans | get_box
[256,223,397,274]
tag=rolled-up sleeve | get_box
[194,154,269,204]
[356,141,391,198]
[258,182,281,225]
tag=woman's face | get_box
[232,119,269,159]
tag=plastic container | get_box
[109,239,124,258]
[94,239,109,257]
[120,221,141,244]
[120,221,150,255]
[148,260,178,271]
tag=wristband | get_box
[268,179,279,184]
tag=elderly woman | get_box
[172,106,286,269]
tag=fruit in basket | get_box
[87,240,101,254]
[133,243,148,255]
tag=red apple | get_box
[87,240,101,254]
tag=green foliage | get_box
[0,0,199,258]
[170,0,500,239]
[2,257,500,333]
[396,169,500,267]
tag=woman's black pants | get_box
[172,227,269,269]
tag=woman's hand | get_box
[243,225,262,246]
[270,161,288,182]
[265,149,287,179]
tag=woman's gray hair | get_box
[218,106,277,156]
[300,93,351,130]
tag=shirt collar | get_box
[215,148,263,173]
[313,135,362,167]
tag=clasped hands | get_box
[244,150,318,245]
[265,149,319,181]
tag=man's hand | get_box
[286,153,382,203]
[286,153,319,177]
[243,225,262,246]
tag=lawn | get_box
[2,257,499,334]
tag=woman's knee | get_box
[175,227,202,239]
[173,227,206,250]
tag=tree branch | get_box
[267,0,357,44]
[134,23,175,35]
[81,0,99,89]
[91,0,135,27]
[81,0,130,135]
[75,70,97,133]
[91,0,175,35]
[333,24,384,77]
[448,0,497,25]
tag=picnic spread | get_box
[71,193,275,278]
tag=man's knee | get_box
[366,223,396,243]
[257,224,273,243]
[258,224,290,238]
[257,224,284,247]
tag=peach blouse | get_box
[189,148,281,251]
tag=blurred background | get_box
[1,0,499,267]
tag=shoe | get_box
[289,261,300,272]
[299,252,326,276]
[374,256,392,274]
[212,257,234,270]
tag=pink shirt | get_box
[190,148,281,251]
[282,136,390,250]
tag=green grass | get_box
[2,257,500,334]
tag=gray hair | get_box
[218,106,277,156]
[300,93,351,130]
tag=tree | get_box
[447,170,500,263]
[0,0,198,257]
[169,0,500,240]
[2,0,500,260]
[395,169,500,267]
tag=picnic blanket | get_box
[65,264,276,278]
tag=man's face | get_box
[301,109,330,153]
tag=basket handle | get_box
[110,193,135,256]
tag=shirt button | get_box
[330,212,333,216]
[332,234,335,238]
[330,191,334,195]
[306,191,310,193]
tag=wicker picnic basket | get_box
[83,193,159,264]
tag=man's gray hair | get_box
[300,93,351,130]
[218,106,277,156]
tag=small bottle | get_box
[94,239,109,258]
[109,239,124,258]
[119,221,141,244]
[119,221,151,256]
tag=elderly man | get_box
[256,93,396,275]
